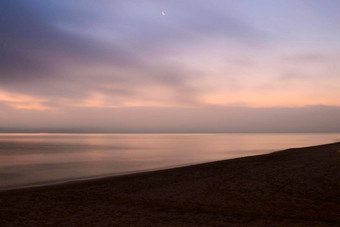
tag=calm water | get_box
[1,133,339,190]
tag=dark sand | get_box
[1,142,340,226]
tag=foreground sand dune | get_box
[1,142,340,226]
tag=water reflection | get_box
[0,133,339,189]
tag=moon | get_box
[161,11,166,16]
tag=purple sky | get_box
[1,0,340,132]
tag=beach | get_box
[0,142,339,226]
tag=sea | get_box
[1,133,339,190]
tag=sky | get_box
[1,0,340,132]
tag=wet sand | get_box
[1,142,340,226]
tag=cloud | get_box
[3,1,256,107]
[1,105,340,133]
[277,51,340,82]
[281,52,333,63]
[0,0,339,114]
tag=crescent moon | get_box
[162,11,166,16]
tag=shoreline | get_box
[0,163,195,193]
[2,141,338,193]
[1,142,340,226]
[0,148,304,193]
[1,133,339,192]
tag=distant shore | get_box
[1,142,340,226]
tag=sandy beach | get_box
[0,142,339,226]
